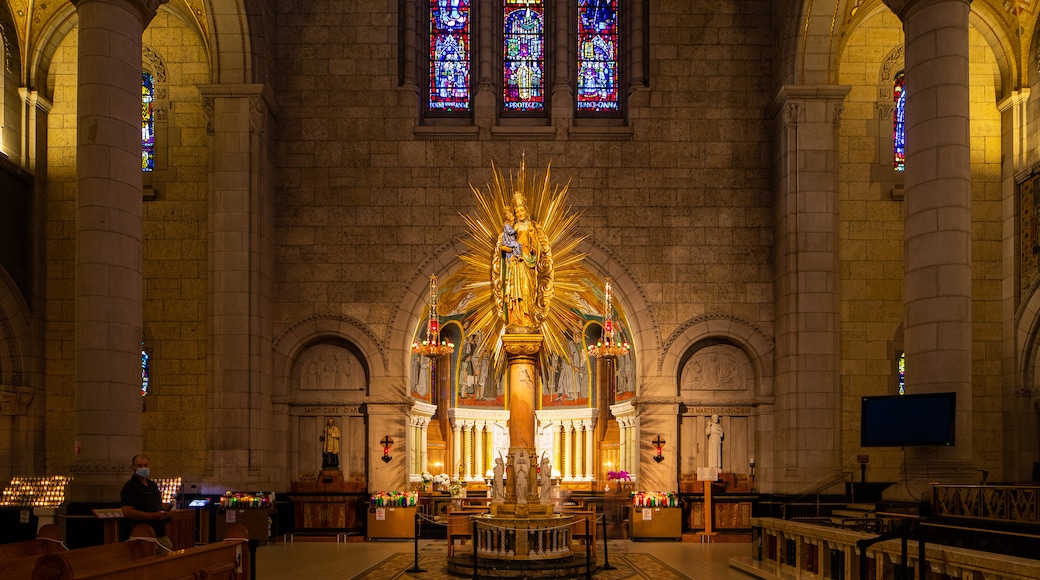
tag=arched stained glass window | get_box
[142,72,155,172]
[893,70,905,171]
[142,347,151,397]
[898,351,905,395]
[429,0,471,111]
[503,0,545,112]
[577,0,619,112]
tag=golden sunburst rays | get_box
[457,157,589,375]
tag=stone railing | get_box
[730,517,1040,580]
[932,484,1039,524]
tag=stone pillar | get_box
[885,0,975,486]
[617,421,628,474]
[420,421,429,473]
[463,422,473,480]
[474,422,485,482]
[69,0,165,502]
[583,420,595,480]
[198,84,277,488]
[768,84,849,494]
[501,332,543,512]
[367,401,409,493]
[562,422,573,480]
[575,423,585,479]
[452,423,462,479]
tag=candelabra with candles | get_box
[587,278,630,359]
[411,274,456,358]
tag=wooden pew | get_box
[30,524,250,580]
[1,525,155,580]
[0,524,66,559]
[0,525,68,580]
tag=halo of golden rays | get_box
[457,157,590,375]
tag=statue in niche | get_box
[321,418,341,470]
[705,414,724,470]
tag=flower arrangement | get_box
[448,479,467,497]
[607,470,631,482]
[420,472,433,488]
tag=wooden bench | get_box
[0,524,66,559]
[0,525,68,579]
[30,524,250,580]
[0,524,155,580]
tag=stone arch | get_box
[272,314,386,401]
[661,314,774,399]
[578,236,660,383]
[0,265,29,386]
[205,0,268,85]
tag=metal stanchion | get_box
[404,510,425,573]
[598,513,616,570]
[585,518,592,580]
[472,520,479,580]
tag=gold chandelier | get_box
[411,274,455,357]
[587,277,630,359]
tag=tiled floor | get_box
[255,538,758,579]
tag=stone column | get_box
[562,422,573,480]
[615,422,624,478]
[768,84,849,494]
[420,420,429,473]
[474,422,485,483]
[452,423,462,479]
[583,420,595,480]
[501,332,543,512]
[884,0,975,486]
[463,422,473,480]
[69,0,165,502]
[198,84,277,488]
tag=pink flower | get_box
[607,470,631,481]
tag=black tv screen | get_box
[860,392,956,447]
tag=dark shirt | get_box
[120,476,166,536]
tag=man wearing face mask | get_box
[120,454,173,552]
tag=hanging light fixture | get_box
[588,277,630,359]
[411,274,455,358]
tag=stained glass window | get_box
[898,351,905,395]
[503,1,545,112]
[142,72,155,172]
[893,70,905,171]
[142,347,151,397]
[429,0,471,112]
[577,0,619,112]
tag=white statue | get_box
[539,454,553,503]
[491,455,506,502]
[705,414,724,469]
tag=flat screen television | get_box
[860,392,956,447]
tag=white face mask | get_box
[135,467,151,479]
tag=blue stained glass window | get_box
[894,71,905,171]
[142,348,150,397]
[142,72,155,172]
[430,0,471,111]
[577,0,619,111]
[898,351,905,395]
[503,1,544,112]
